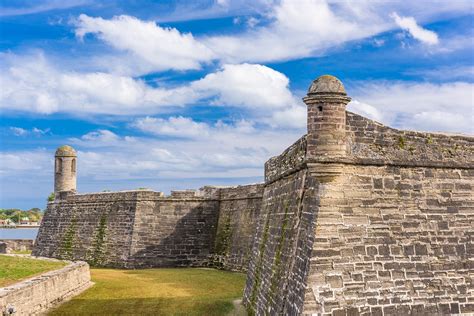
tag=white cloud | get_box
[204,0,386,63]
[0,54,299,127]
[391,12,439,45]
[0,53,184,114]
[0,150,51,175]
[9,126,50,136]
[0,0,88,17]
[132,116,211,138]
[10,127,28,136]
[74,14,215,72]
[69,1,471,73]
[406,65,474,81]
[81,130,121,142]
[32,127,50,135]
[191,63,296,110]
[132,116,259,140]
[347,100,383,122]
[351,81,473,134]
[266,105,306,129]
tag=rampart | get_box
[243,111,474,315]
[33,75,474,315]
[33,185,264,270]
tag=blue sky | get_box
[1,0,473,209]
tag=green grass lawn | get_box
[10,249,32,255]
[49,268,247,316]
[0,255,66,287]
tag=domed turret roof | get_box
[55,145,77,157]
[308,75,346,95]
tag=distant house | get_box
[0,219,16,227]
[20,217,30,225]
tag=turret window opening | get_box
[56,158,62,173]
[318,106,323,112]
[71,158,76,172]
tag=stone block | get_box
[326,275,343,288]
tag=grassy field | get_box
[10,250,32,255]
[49,268,247,316]
[0,255,66,287]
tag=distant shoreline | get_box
[0,226,40,229]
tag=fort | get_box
[33,75,474,315]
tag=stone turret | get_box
[303,75,351,181]
[54,145,77,197]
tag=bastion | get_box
[33,75,474,315]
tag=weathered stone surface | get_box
[33,74,474,315]
[54,145,77,196]
[0,239,34,254]
[0,259,91,315]
[211,184,264,271]
[243,75,473,315]
[34,186,264,270]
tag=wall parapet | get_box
[265,135,307,183]
[0,259,92,315]
[54,188,223,203]
[346,112,474,168]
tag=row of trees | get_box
[0,208,43,223]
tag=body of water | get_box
[0,228,39,239]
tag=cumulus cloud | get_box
[0,53,187,114]
[70,1,472,72]
[201,0,386,63]
[74,14,215,71]
[391,12,439,45]
[0,54,300,127]
[191,63,296,110]
[69,1,389,70]
[351,81,473,134]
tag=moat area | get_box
[48,267,245,315]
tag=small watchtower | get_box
[54,145,77,196]
[303,75,351,181]
[304,75,351,158]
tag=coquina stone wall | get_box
[0,239,34,254]
[0,260,91,315]
[243,169,319,315]
[127,189,221,268]
[34,75,474,315]
[243,108,473,315]
[34,185,264,270]
[304,164,473,315]
[33,191,140,267]
[212,184,264,271]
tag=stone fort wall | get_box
[33,74,474,315]
[33,185,264,270]
[243,112,474,315]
